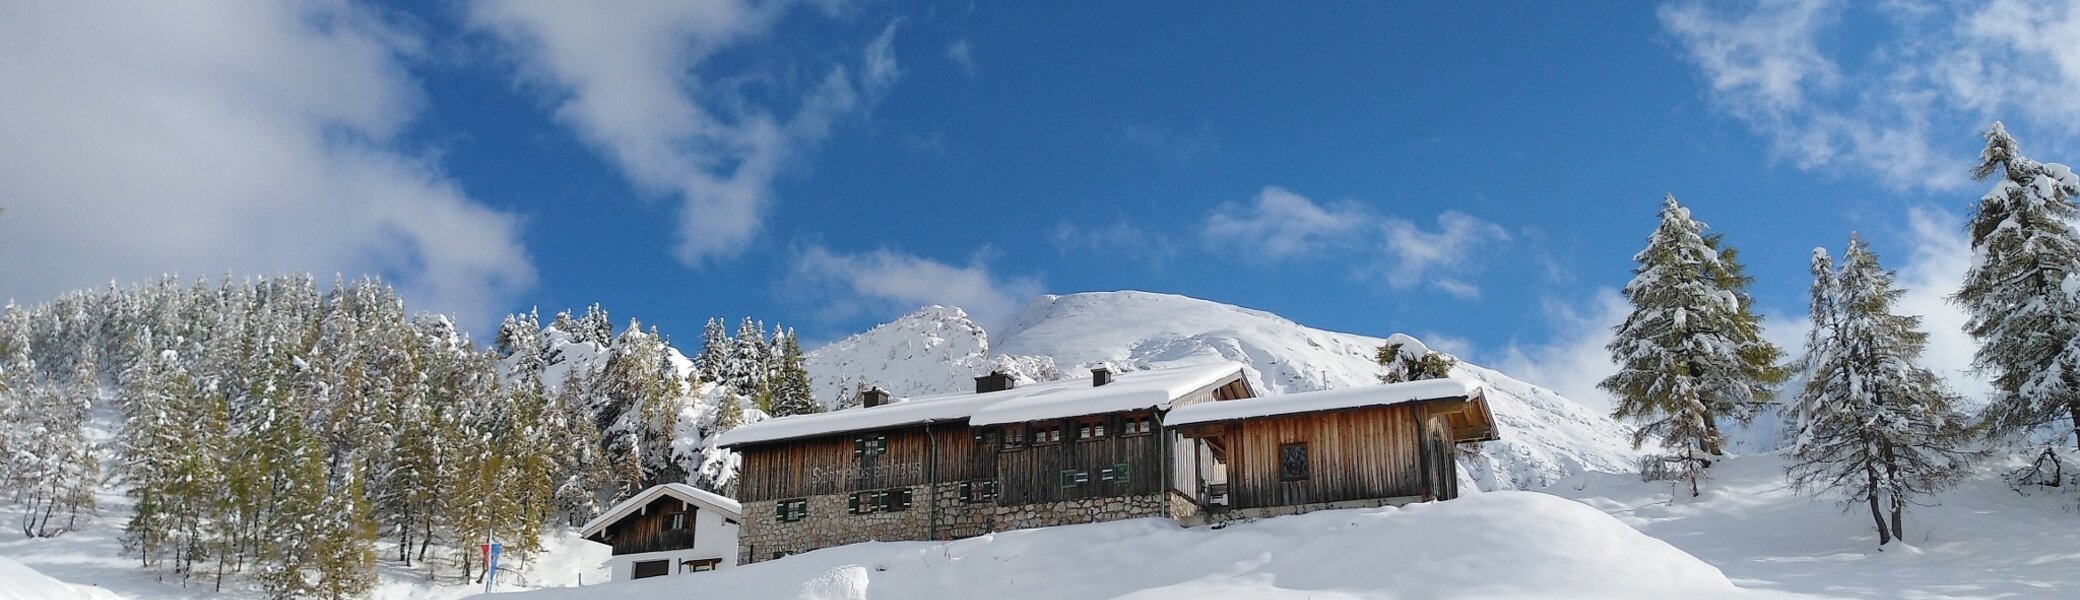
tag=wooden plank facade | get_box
[1175,390,1494,513]
[599,495,703,556]
[735,423,992,503]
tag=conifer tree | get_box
[1954,122,2080,448]
[693,318,729,384]
[1602,195,1787,495]
[1789,236,1971,546]
[768,330,822,417]
[1376,339,1457,383]
[726,317,767,396]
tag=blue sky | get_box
[7,1,2080,408]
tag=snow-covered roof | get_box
[1164,378,1480,427]
[579,483,741,539]
[968,362,1247,426]
[715,362,1249,447]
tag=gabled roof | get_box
[1164,378,1482,427]
[713,362,1250,447]
[579,483,742,539]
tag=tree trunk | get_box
[2068,398,2080,451]
[1867,482,1890,546]
[1889,497,1904,541]
[1703,418,1725,456]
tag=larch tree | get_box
[1602,195,1787,495]
[1789,236,1972,547]
[1954,122,2080,448]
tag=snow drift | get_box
[806,291,1640,490]
[479,491,1810,600]
[0,557,123,600]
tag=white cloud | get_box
[1374,211,1512,299]
[0,1,533,331]
[1204,186,1372,261]
[787,246,1044,331]
[471,1,900,266]
[1496,289,1631,416]
[1891,207,1993,402]
[1203,186,1510,297]
[1661,0,2080,191]
[947,38,975,76]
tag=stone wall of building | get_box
[990,493,1166,531]
[739,482,1002,564]
[742,489,1212,564]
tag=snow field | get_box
[484,491,1813,600]
[1549,452,2080,599]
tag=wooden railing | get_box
[612,529,698,556]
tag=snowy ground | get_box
[477,491,1811,600]
[9,452,2077,598]
[1548,452,2080,599]
[0,486,607,600]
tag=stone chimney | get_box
[974,371,1016,394]
[1091,367,1113,387]
[861,387,890,408]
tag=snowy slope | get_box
[0,557,124,600]
[478,491,1813,600]
[1550,451,2080,598]
[807,291,1639,490]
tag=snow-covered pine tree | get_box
[725,317,767,397]
[693,317,728,384]
[578,303,614,347]
[1602,195,1787,495]
[1789,236,1972,546]
[117,336,190,571]
[1955,122,2080,448]
[768,329,822,417]
[1376,339,1457,383]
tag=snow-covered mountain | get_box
[805,290,1640,490]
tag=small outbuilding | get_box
[1165,378,1497,521]
[580,483,742,581]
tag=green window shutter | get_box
[848,494,860,514]
[775,502,787,519]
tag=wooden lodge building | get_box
[714,362,1498,565]
[1165,378,1497,518]
[579,484,743,581]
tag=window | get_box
[958,480,999,503]
[682,558,721,573]
[1099,462,1131,484]
[771,551,795,560]
[774,499,808,522]
[853,434,888,457]
[848,488,915,514]
[666,512,687,531]
[1078,418,1107,441]
[1035,424,1064,445]
[1059,469,1089,488]
[1123,415,1154,436]
[1001,425,1026,451]
[1279,443,1310,481]
[632,559,670,579]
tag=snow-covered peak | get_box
[804,304,1005,407]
